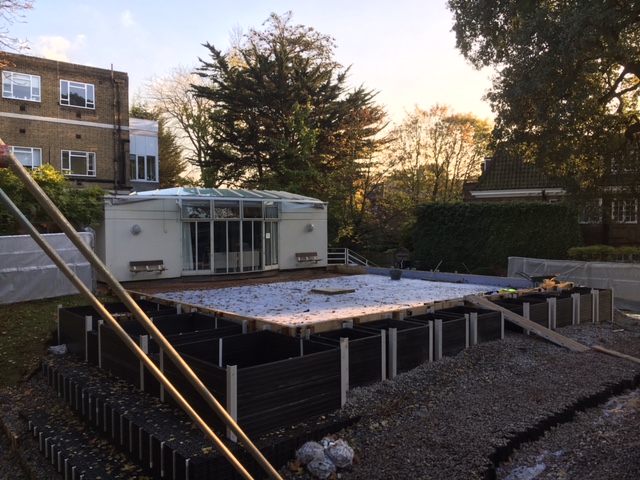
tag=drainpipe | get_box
[0,140,282,480]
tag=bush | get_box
[568,245,640,262]
[413,202,583,273]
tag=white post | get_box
[523,303,531,335]
[434,319,443,361]
[388,328,398,379]
[547,297,557,330]
[84,315,92,362]
[139,335,148,391]
[97,319,104,368]
[380,330,387,381]
[340,338,349,405]
[226,365,238,442]
[572,293,581,325]
[469,313,478,346]
[592,289,600,323]
[428,321,434,362]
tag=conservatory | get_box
[94,188,328,282]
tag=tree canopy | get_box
[0,165,104,235]
[193,11,388,200]
[448,0,640,199]
[0,0,33,60]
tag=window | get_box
[611,199,638,224]
[61,150,96,176]
[60,80,95,108]
[2,71,41,101]
[10,146,42,168]
[130,154,158,181]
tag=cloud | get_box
[121,10,136,28]
[29,35,87,62]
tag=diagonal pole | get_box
[0,140,283,480]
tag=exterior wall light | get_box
[306,223,315,232]
[131,224,142,235]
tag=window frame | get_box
[2,71,41,102]
[61,150,96,177]
[10,146,42,169]
[60,79,95,109]
[129,154,158,182]
[611,199,638,224]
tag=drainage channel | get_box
[482,373,640,480]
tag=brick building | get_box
[0,52,144,192]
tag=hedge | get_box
[412,202,583,274]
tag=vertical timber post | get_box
[340,338,349,406]
[226,365,238,442]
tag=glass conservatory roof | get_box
[128,187,323,203]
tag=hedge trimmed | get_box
[413,202,583,274]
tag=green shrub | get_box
[568,245,640,262]
[413,202,583,273]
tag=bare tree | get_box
[386,104,491,203]
[140,66,224,186]
[0,0,33,58]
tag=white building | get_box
[95,188,328,282]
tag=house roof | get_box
[128,187,324,203]
[474,156,563,191]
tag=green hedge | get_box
[413,202,583,274]
[568,245,640,262]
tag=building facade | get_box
[0,52,136,192]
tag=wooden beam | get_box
[464,295,590,353]
[592,345,640,365]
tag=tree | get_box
[0,165,104,235]
[448,0,640,201]
[370,105,490,250]
[130,102,190,188]
[141,67,221,186]
[385,105,490,202]
[193,11,388,246]
[0,0,33,61]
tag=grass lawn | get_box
[0,293,117,389]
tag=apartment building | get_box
[0,51,154,193]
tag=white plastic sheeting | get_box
[0,232,95,305]
[508,256,640,311]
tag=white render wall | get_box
[95,196,328,282]
[96,198,182,281]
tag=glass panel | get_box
[69,82,87,107]
[213,221,228,273]
[215,200,240,218]
[243,201,262,218]
[60,81,69,104]
[242,220,262,271]
[182,201,211,219]
[265,202,279,218]
[137,156,145,180]
[182,222,196,271]
[146,156,157,181]
[130,154,136,179]
[228,221,241,272]
[196,222,211,270]
[70,152,87,175]
[264,221,278,267]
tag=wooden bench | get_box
[296,252,323,263]
[129,260,167,273]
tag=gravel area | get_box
[279,311,640,480]
[2,280,640,479]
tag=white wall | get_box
[278,202,328,269]
[96,198,182,281]
[95,197,329,281]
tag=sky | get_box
[7,0,494,125]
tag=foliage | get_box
[568,245,640,263]
[0,0,33,59]
[0,165,105,235]
[412,202,583,274]
[130,102,190,188]
[140,67,219,186]
[368,105,491,250]
[448,0,640,200]
[193,12,388,246]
